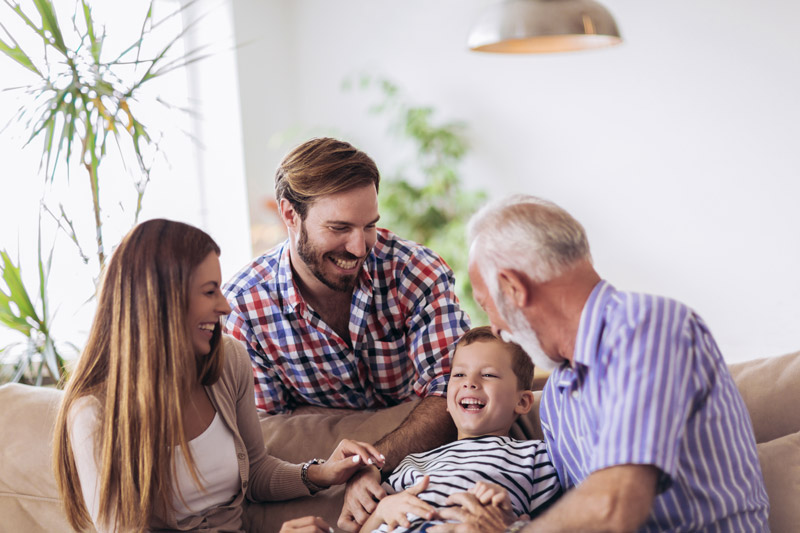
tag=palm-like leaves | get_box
[1,0,209,384]
[0,0,209,270]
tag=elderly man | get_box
[431,194,769,532]
[223,137,470,531]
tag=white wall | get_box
[231,0,800,363]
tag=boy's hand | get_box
[468,481,515,521]
[373,476,434,531]
[309,439,385,488]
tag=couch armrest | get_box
[728,350,800,443]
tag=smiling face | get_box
[286,184,379,294]
[447,339,533,439]
[186,252,231,357]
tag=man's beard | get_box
[297,221,361,293]
[496,293,561,372]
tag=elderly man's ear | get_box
[497,269,530,308]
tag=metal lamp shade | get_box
[468,0,622,54]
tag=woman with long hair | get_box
[53,219,382,532]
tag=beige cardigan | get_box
[70,335,311,532]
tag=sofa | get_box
[1,350,798,533]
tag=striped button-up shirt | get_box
[223,229,470,414]
[540,280,769,532]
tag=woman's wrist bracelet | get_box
[300,458,327,494]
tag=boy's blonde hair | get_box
[455,326,534,390]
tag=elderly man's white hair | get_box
[468,194,592,298]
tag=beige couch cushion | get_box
[758,430,800,532]
[0,383,93,532]
[2,350,799,532]
[728,350,800,443]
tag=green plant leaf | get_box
[80,0,101,63]
[5,2,50,46]
[30,0,67,53]
[0,37,42,76]
[0,250,40,335]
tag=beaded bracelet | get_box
[300,458,327,494]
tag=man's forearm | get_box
[374,395,456,473]
[523,465,658,533]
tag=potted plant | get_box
[0,0,208,385]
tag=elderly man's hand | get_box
[427,492,515,533]
[337,466,385,532]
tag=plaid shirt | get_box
[222,229,471,414]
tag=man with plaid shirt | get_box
[222,137,470,532]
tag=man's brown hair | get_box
[275,137,380,220]
[455,326,534,390]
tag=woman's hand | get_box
[280,515,334,533]
[371,476,434,531]
[308,439,386,488]
[468,481,516,522]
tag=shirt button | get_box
[238,453,246,460]
[242,480,248,488]
[571,390,580,399]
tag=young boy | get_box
[359,326,562,533]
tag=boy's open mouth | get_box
[460,398,486,411]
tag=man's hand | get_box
[427,492,513,533]
[309,439,386,489]
[338,466,386,531]
[280,515,334,533]
[368,476,434,532]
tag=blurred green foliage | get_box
[347,76,487,324]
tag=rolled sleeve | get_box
[401,251,470,398]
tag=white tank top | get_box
[172,412,240,520]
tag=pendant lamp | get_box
[468,0,622,54]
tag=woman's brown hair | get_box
[53,219,224,532]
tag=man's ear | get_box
[497,269,529,308]
[279,198,301,232]
[515,390,535,415]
